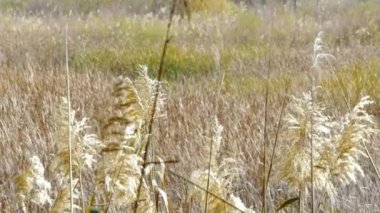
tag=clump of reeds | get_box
[276,91,377,206]
[14,66,163,212]
[49,97,101,211]
[96,75,144,208]
[50,180,80,213]
[96,66,164,210]
[51,97,101,179]
[315,96,377,202]
[14,155,52,210]
[134,65,165,123]
[188,117,255,213]
[276,91,332,191]
[189,169,255,212]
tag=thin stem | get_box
[103,158,179,212]
[104,154,131,213]
[261,11,274,213]
[204,138,213,213]
[65,24,74,213]
[204,48,225,213]
[330,68,351,111]
[79,170,86,213]
[261,52,269,213]
[133,1,177,212]
[143,159,179,166]
[167,169,245,213]
[266,84,289,189]
[310,85,315,213]
[299,189,302,213]
[362,141,380,179]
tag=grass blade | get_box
[64,24,74,213]
[277,197,299,212]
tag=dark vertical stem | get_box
[261,67,269,213]
[64,24,74,213]
[310,85,315,213]
[299,189,302,213]
[204,138,213,213]
[265,84,289,190]
[261,11,274,213]
[133,0,178,212]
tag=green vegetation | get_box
[321,61,380,109]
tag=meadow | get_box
[1,0,380,212]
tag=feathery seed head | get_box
[312,31,335,72]
[316,96,377,197]
[189,169,253,213]
[277,91,332,190]
[97,76,145,206]
[189,119,252,212]
[209,116,223,167]
[14,155,52,207]
[278,92,378,204]
[50,182,80,213]
[134,64,165,122]
[102,76,143,149]
[97,68,165,208]
[52,97,101,179]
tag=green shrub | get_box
[71,46,216,79]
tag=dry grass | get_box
[1,1,380,212]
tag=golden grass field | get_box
[1,0,380,212]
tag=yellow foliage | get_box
[182,0,234,13]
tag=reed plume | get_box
[315,96,377,203]
[134,65,164,124]
[277,91,377,206]
[14,156,52,210]
[50,180,80,213]
[276,91,332,192]
[188,117,254,213]
[51,97,101,179]
[97,67,163,209]
[97,76,144,208]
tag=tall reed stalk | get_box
[134,0,178,212]
[64,24,74,213]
